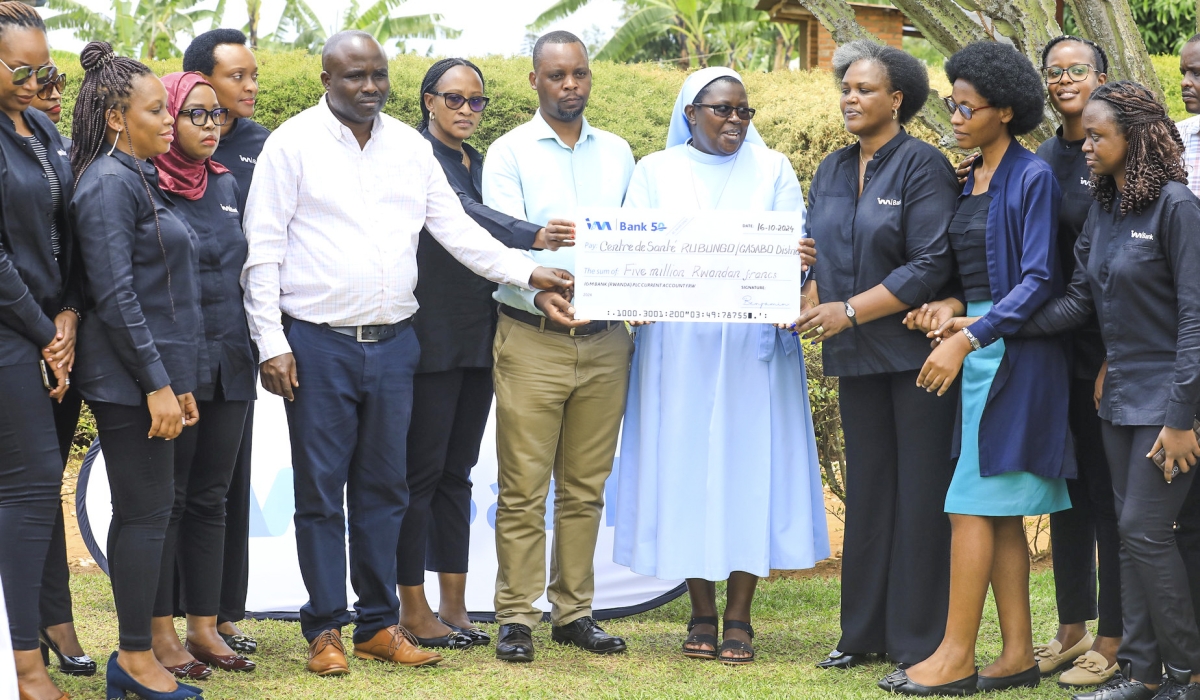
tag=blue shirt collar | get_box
[531,108,594,150]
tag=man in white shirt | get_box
[241,31,570,676]
[483,31,636,663]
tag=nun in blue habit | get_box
[611,67,830,665]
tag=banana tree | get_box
[263,0,460,54]
[46,0,226,59]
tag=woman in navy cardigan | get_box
[880,42,1073,696]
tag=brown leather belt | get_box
[500,305,617,337]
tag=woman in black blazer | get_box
[70,42,205,700]
[0,7,84,700]
[396,58,574,648]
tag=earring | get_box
[892,108,898,121]
[107,129,120,156]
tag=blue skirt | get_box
[944,301,1071,517]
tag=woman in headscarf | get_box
[612,67,830,666]
[145,71,257,679]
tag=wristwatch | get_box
[962,327,982,351]
[844,301,858,327]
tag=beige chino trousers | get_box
[491,313,633,628]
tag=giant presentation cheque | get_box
[573,207,804,324]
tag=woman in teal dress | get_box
[881,42,1073,696]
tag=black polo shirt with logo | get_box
[806,129,959,376]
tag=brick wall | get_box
[809,6,905,70]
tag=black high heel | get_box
[39,627,97,677]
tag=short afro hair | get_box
[945,41,1045,136]
[183,28,249,75]
[533,30,586,71]
[832,39,930,124]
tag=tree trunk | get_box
[247,0,260,50]
[1067,0,1164,101]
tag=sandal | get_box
[682,616,719,660]
[718,619,755,665]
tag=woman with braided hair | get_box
[68,41,205,700]
[0,3,85,699]
[983,80,1200,700]
[396,57,574,649]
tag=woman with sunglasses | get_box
[793,39,959,674]
[612,67,829,666]
[395,58,574,649]
[145,71,256,679]
[882,41,1073,695]
[0,5,84,700]
[25,64,103,682]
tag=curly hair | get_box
[418,58,485,132]
[945,42,1045,135]
[1087,81,1185,215]
[1041,35,1108,74]
[832,39,930,124]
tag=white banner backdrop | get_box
[77,395,684,620]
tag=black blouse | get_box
[213,118,270,214]
[412,129,541,374]
[1036,129,1106,380]
[171,171,255,402]
[0,108,81,367]
[1019,182,1200,430]
[71,150,206,405]
[806,129,958,376]
[948,194,992,302]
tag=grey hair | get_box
[832,39,887,83]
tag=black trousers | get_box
[0,362,65,650]
[835,369,957,665]
[154,398,249,618]
[1049,379,1122,637]
[1174,459,1200,637]
[218,403,253,625]
[396,367,492,587]
[90,400,175,651]
[1102,422,1200,682]
[39,387,83,629]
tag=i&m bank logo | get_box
[585,217,613,231]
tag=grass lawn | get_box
[50,569,1086,699]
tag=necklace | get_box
[689,144,741,208]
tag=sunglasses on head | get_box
[0,58,56,88]
[178,107,230,127]
[693,103,756,120]
[1043,63,1095,84]
[430,91,489,113]
[37,72,65,100]
[942,96,993,120]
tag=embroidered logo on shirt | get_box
[221,204,239,214]
[1130,230,1154,240]
[876,198,901,206]
[239,155,256,164]
[56,149,67,157]
[1081,177,1091,187]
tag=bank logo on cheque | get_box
[585,218,613,231]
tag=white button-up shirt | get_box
[1179,114,1200,200]
[242,96,539,361]
[483,109,634,315]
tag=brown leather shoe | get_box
[352,625,442,667]
[307,629,349,676]
[186,641,257,672]
[162,658,212,680]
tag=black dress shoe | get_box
[443,621,492,647]
[551,616,627,654]
[817,649,879,670]
[39,628,97,677]
[218,632,257,655]
[977,665,1040,691]
[413,630,474,650]
[496,623,534,663]
[1072,675,1156,700]
[1154,665,1200,700]
[878,668,979,696]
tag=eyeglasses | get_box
[693,103,756,121]
[0,57,56,87]
[177,107,230,127]
[37,72,65,100]
[943,96,993,120]
[1043,63,1095,84]
[429,91,489,113]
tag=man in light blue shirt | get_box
[482,30,636,663]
